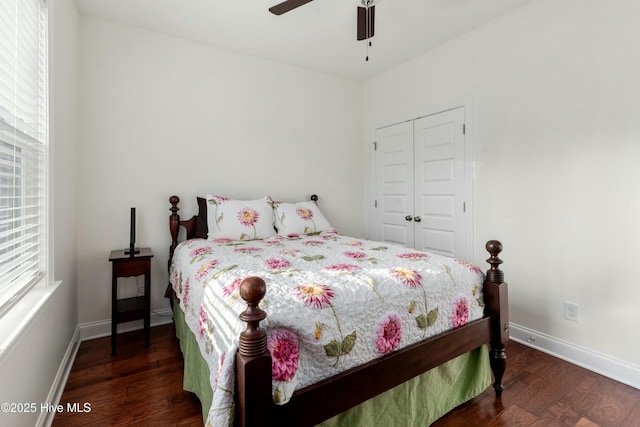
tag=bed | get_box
[166,194,508,427]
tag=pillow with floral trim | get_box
[272,201,333,236]
[206,195,275,241]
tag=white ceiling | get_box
[76,0,531,81]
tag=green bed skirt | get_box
[172,303,490,426]
[173,303,213,421]
[320,345,490,426]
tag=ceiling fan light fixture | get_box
[357,4,375,41]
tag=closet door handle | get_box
[413,216,422,223]
[405,215,413,221]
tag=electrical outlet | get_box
[564,301,579,322]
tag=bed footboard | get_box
[234,241,509,427]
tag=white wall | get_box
[0,0,79,425]
[76,17,363,329]
[363,0,640,376]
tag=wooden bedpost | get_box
[169,195,181,265]
[236,277,272,427]
[165,196,182,302]
[483,240,509,397]
[166,195,209,301]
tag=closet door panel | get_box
[417,229,455,257]
[414,107,466,257]
[374,121,415,247]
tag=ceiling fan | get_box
[269,0,377,41]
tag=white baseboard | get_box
[38,325,81,427]
[79,308,174,342]
[509,323,640,390]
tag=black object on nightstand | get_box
[109,247,153,355]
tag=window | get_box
[0,0,48,318]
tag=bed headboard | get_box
[168,195,197,259]
[168,194,320,270]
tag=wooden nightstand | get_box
[109,247,153,355]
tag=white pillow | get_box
[206,195,275,241]
[273,201,333,236]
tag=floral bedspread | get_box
[170,231,485,427]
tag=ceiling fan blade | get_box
[357,5,375,41]
[269,0,314,15]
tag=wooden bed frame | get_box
[167,195,509,427]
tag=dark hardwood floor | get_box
[54,324,640,426]
[53,324,203,427]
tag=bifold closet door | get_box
[374,106,470,259]
[373,121,415,247]
[413,107,467,258]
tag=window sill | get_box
[0,279,61,366]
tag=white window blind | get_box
[0,0,48,318]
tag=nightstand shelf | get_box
[109,247,153,355]
[115,296,146,322]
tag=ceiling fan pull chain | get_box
[365,4,371,61]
